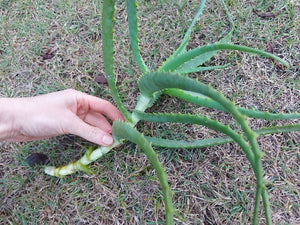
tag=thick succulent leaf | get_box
[221,0,234,29]
[256,124,300,135]
[126,0,149,74]
[165,89,300,120]
[162,0,236,72]
[170,0,207,57]
[102,0,115,79]
[145,136,232,149]
[138,72,236,113]
[165,89,224,110]
[134,111,255,166]
[138,72,248,132]
[159,43,289,72]
[177,64,230,74]
[138,72,266,174]
[138,72,293,199]
[102,0,132,122]
[161,0,234,73]
[146,124,300,149]
[179,31,232,70]
[112,121,174,224]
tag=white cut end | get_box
[44,166,55,176]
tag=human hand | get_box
[0,89,125,146]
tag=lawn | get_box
[0,0,299,224]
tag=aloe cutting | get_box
[44,0,299,224]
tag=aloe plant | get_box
[44,0,299,224]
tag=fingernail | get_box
[102,134,113,145]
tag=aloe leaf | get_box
[170,0,207,58]
[138,72,271,222]
[159,43,289,72]
[138,72,254,136]
[165,88,225,109]
[112,121,174,224]
[256,124,300,135]
[126,0,149,74]
[138,72,263,159]
[134,110,255,166]
[146,124,300,149]
[221,0,234,29]
[165,89,300,120]
[238,108,300,120]
[102,0,132,122]
[177,64,230,74]
[161,0,234,73]
[145,136,232,149]
[178,31,232,70]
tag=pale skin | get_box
[0,89,125,146]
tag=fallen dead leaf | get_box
[41,46,58,60]
[95,75,108,84]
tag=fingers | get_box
[58,89,125,146]
[83,112,112,132]
[67,115,114,146]
[78,92,125,122]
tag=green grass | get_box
[0,0,299,224]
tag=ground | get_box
[0,0,299,224]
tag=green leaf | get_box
[165,88,224,110]
[146,124,300,149]
[134,110,255,166]
[112,121,174,225]
[178,31,232,70]
[256,124,300,135]
[159,43,289,72]
[159,0,207,72]
[138,72,266,196]
[177,64,230,74]
[138,72,251,139]
[161,0,235,74]
[126,0,149,74]
[165,89,300,120]
[221,0,235,30]
[145,136,232,149]
[170,0,207,57]
[102,0,132,122]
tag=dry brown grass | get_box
[0,0,299,224]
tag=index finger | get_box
[80,93,125,122]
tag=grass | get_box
[0,0,299,224]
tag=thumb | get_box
[67,117,114,146]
